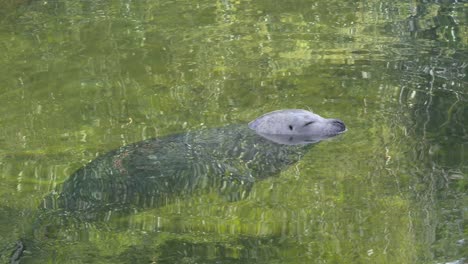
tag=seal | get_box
[39,109,346,219]
[8,109,346,263]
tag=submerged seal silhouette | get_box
[8,109,346,263]
[40,109,346,217]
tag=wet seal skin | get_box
[8,109,346,263]
[249,109,346,144]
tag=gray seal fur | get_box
[249,109,346,144]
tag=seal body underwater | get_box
[9,109,346,262]
[42,109,346,219]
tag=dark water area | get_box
[0,0,466,263]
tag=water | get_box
[0,0,466,263]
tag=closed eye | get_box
[303,121,315,126]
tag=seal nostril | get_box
[332,119,346,131]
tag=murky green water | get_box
[0,0,466,263]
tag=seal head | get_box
[248,109,346,145]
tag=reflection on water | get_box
[0,0,466,263]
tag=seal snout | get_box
[331,119,346,133]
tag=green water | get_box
[0,0,466,263]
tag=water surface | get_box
[0,0,466,263]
